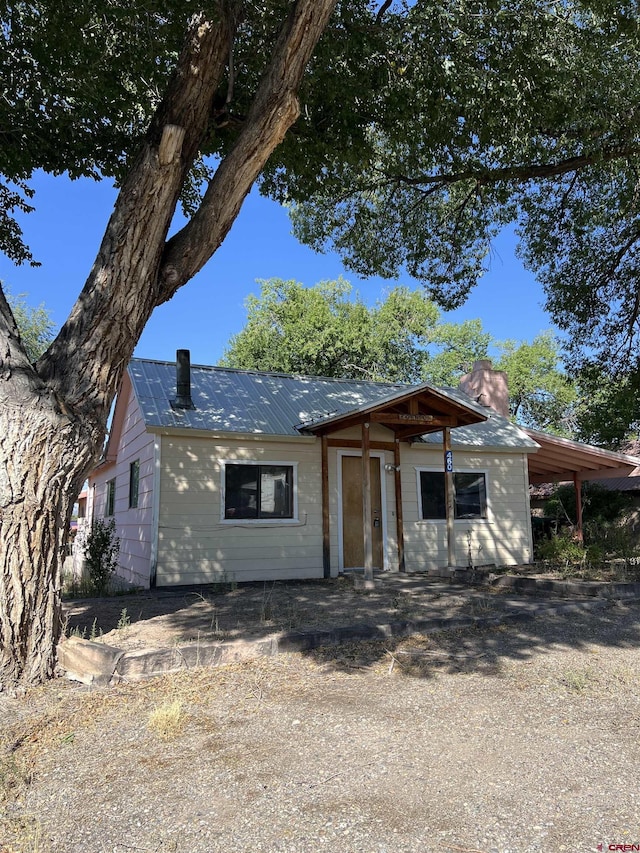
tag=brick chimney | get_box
[458,359,509,417]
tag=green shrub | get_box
[536,532,585,565]
[543,482,633,529]
[84,518,120,595]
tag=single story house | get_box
[84,354,640,588]
[82,354,553,588]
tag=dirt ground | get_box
[60,574,569,652]
[2,579,640,853]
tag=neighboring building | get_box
[84,353,544,589]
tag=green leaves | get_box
[494,332,577,434]
[6,287,56,362]
[220,277,438,382]
[221,277,578,435]
[3,0,640,395]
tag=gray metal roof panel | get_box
[129,359,407,436]
[128,358,535,448]
[417,411,540,450]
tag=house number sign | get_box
[445,450,453,472]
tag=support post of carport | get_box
[574,473,584,543]
[444,427,456,567]
[362,422,374,581]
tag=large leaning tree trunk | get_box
[0,0,337,692]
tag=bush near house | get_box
[83,518,120,595]
[534,483,639,579]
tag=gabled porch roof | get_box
[298,381,489,440]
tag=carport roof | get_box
[525,429,640,484]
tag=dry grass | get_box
[147,699,185,740]
[2,608,640,853]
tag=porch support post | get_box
[574,473,584,543]
[321,434,330,578]
[444,427,456,567]
[394,439,405,572]
[362,421,374,581]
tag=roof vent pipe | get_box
[174,349,195,409]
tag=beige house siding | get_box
[400,444,533,571]
[89,385,156,587]
[155,434,324,585]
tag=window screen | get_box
[106,479,115,516]
[129,460,140,508]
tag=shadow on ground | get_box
[62,575,640,681]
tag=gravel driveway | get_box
[2,602,640,853]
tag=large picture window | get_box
[419,470,488,520]
[224,463,294,520]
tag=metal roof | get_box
[127,358,538,448]
[296,378,490,431]
[524,428,640,484]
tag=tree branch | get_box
[379,146,640,191]
[37,4,238,418]
[158,0,338,301]
[0,284,33,379]
[375,1,394,26]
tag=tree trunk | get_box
[0,0,338,692]
[0,392,102,687]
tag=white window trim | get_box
[414,466,491,523]
[220,459,299,524]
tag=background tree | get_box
[493,333,577,434]
[421,318,492,386]
[221,278,438,382]
[572,370,640,449]
[223,277,577,433]
[3,0,640,690]
[5,287,56,361]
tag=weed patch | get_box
[147,700,185,740]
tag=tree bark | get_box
[0,0,337,692]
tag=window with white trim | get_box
[419,470,488,520]
[105,479,116,516]
[224,463,294,520]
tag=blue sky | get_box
[0,171,554,367]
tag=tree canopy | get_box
[4,1,639,398]
[5,1,640,343]
[222,277,577,432]
[221,277,438,382]
[286,0,640,391]
[494,333,577,434]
